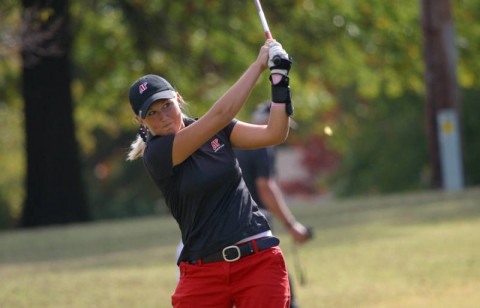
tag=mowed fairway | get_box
[1,188,479,308]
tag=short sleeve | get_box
[143,134,175,181]
[224,119,238,138]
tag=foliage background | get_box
[0,0,479,228]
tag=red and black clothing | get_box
[143,118,270,263]
[142,117,290,307]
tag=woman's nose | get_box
[155,110,166,120]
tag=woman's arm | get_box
[171,42,270,166]
[231,41,293,149]
[229,103,289,149]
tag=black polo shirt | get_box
[143,118,270,264]
[234,147,276,211]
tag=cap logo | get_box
[139,82,148,94]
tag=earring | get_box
[139,125,148,142]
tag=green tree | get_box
[1,1,480,227]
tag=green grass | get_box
[1,188,480,308]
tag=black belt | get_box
[190,236,280,264]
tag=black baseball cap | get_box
[129,74,176,119]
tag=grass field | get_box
[1,188,479,308]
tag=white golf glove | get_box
[268,41,292,76]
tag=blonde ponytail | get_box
[127,135,146,161]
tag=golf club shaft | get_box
[292,243,306,285]
[253,0,272,39]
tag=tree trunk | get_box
[421,0,462,189]
[20,0,89,227]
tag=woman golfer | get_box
[127,39,293,307]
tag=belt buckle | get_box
[222,245,241,262]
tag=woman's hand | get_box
[255,39,274,71]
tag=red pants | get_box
[172,246,290,307]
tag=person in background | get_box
[234,102,311,308]
[128,39,294,307]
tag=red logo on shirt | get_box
[211,138,224,152]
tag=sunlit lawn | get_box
[1,188,479,308]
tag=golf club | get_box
[253,0,272,39]
[253,0,285,67]
[291,226,313,286]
